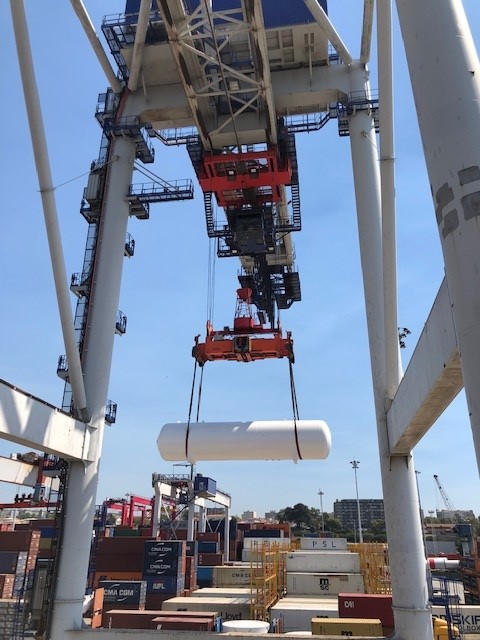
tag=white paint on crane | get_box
[157,420,331,463]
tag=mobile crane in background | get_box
[434,474,475,556]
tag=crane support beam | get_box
[242,0,277,144]
[127,0,151,92]
[11,0,89,420]
[155,0,212,149]
[0,455,38,488]
[69,0,122,94]
[0,380,92,461]
[360,0,374,64]
[387,278,463,454]
[303,0,353,65]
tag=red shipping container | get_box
[197,553,223,566]
[103,609,166,629]
[101,603,145,628]
[196,532,220,542]
[0,531,40,552]
[145,593,174,610]
[95,553,143,572]
[152,616,214,630]
[96,538,147,555]
[338,593,394,628]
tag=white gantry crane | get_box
[2,1,480,639]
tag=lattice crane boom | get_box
[433,474,459,521]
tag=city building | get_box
[264,511,278,521]
[241,510,257,521]
[334,499,385,530]
[436,509,475,521]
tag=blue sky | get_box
[1,1,479,520]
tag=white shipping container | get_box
[270,597,339,632]
[192,587,252,598]
[243,537,291,549]
[213,565,261,586]
[162,596,251,620]
[286,551,360,573]
[432,605,480,634]
[299,538,348,551]
[287,572,364,596]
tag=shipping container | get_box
[0,551,27,574]
[192,587,252,599]
[97,537,147,554]
[243,529,283,538]
[186,541,198,556]
[93,572,142,589]
[198,541,219,554]
[95,553,143,573]
[198,553,223,566]
[338,593,394,627]
[286,551,360,574]
[432,604,480,634]
[152,615,215,630]
[98,580,147,606]
[196,532,220,543]
[143,575,185,595]
[299,537,348,551]
[0,530,40,553]
[243,536,290,549]
[311,616,383,636]
[162,596,250,620]
[286,572,365,596]
[213,565,261,586]
[270,597,338,632]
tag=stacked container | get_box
[271,537,363,632]
[185,541,198,594]
[98,579,147,626]
[142,540,186,609]
[0,530,40,599]
[94,536,145,587]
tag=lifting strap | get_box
[289,358,302,461]
[185,361,205,460]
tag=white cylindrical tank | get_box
[158,420,331,463]
[428,558,460,571]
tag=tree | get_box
[277,503,319,535]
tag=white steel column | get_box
[50,136,135,639]
[187,499,195,540]
[377,0,401,401]
[10,0,88,419]
[223,507,230,562]
[152,490,162,538]
[348,62,432,639]
[198,505,206,533]
[395,0,480,475]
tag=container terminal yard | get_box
[1,0,480,638]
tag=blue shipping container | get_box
[98,580,147,605]
[143,575,185,594]
[198,541,219,554]
[196,566,214,581]
[194,475,217,497]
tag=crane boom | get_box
[433,474,458,520]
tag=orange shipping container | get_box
[93,572,142,588]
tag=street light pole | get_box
[318,490,325,532]
[350,460,363,543]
